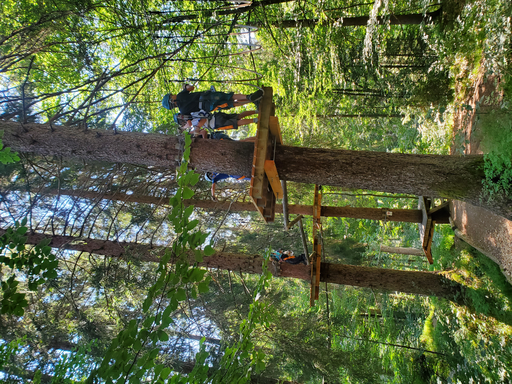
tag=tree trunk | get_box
[2,121,509,219]
[159,0,295,24]
[33,188,428,223]
[380,246,425,257]
[249,9,441,28]
[2,229,462,302]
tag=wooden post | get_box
[281,180,289,230]
[297,216,310,265]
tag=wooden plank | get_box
[418,196,429,247]
[310,185,322,305]
[429,201,449,215]
[418,196,434,264]
[264,160,283,199]
[423,220,435,264]
[264,182,276,222]
[287,214,303,230]
[249,87,273,200]
[269,116,283,144]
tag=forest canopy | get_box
[1,0,512,382]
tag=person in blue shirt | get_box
[205,172,250,201]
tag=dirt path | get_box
[449,68,512,284]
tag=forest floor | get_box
[449,66,512,284]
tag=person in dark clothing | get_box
[162,84,263,114]
[281,253,308,265]
[186,110,258,131]
[270,250,308,265]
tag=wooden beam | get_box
[287,214,303,230]
[250,87,273,200]
[264,160,283,199]
[418,197,434,264]
[269,116,283,144]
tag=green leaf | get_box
[16,226,27,235]
[189,268,206,282]
[183,205,194,220]
[142,297,152,312]
[158,330,169,342]
[183,147,191,161]
[175,288,187,301]
[184,133,192,147]
[160,367,171,379]
[198,282,209,294]
[169,196,180,207]
[194,250,203,262]
[204,245,215,256]
[182,187,194,200]
[154,364,164,377]
[186,219,199,231]
[188,173,200,186]
[133,339,142,351]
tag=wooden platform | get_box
[249,87,283,223]
[418,197,450,264]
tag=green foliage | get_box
[0,139,59,316]
[0,221,59,316]
[91,134,269,383]
[0,221,59,317]
[1,0,512,382]
[478,109,512,200]
[0,338,24,372]
[414,226,512,383]
[0,134,20,164]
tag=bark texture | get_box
[1,120,254,177]
[2,121,510,219]
[3,229,461,301]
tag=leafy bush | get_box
[479,110,512,200]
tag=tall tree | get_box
[3,121,509,219]
[0,228,464,302]
[19,188,426,223]
[249,8,442,28]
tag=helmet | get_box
[162,94,176,110]
[204,172,215,182]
